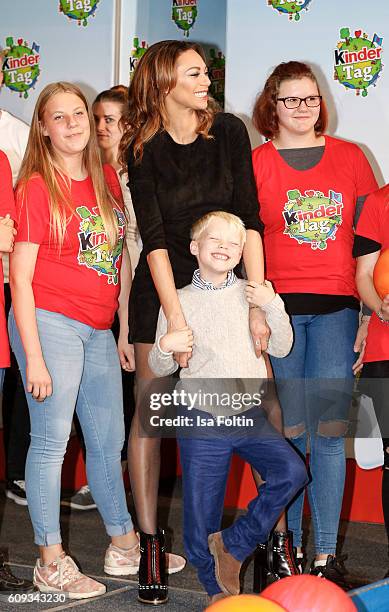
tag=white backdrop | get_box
[225,0,389,185]
[0,0,117,123]
[1,0,387,186]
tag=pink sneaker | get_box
[104,539,186,577]
[34,554,106,599]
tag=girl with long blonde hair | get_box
[9,82,139,599]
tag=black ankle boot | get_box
[138,529,168,605]
[253,531,298,593]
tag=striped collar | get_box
[191,268,237,291]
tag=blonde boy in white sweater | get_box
[148,211,307,603]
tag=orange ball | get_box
[206,594,285,611]
[373,249,389,299]
[261,575,356,612]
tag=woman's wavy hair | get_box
[119,39,219,166]
[252,61,328,140]
[17,82,121,249]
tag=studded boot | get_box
[253,530,299,592]
[138,529,168,605]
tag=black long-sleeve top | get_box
[127,112,262,343]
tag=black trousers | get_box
[360,360,389,548]
[3,283,30,482]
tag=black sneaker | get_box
[61,485,97,510]
[5,480,28,506]
[0,555,34,600]
[310,555,366,590]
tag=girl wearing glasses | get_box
[251,61,377,587]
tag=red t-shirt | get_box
[252,136,378,296]
[15,164,125,330]
[0,151,16,367]
[354,185,389,362]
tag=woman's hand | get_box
[168,313,191,367]
[118,336,136,372]
[352,317,370,374]
[249,307,270,357]
[26,356,52,402]
[160,326,194,354]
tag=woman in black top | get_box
[120,40,266,605]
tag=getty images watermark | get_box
[148,388,263,428]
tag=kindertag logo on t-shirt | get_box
[282,189,343,251]
[76,205,125,285]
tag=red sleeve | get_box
[15,175,50,245]
[0,151,16,218]
[355,189,385,243]
[354,146,378,197]
[103,164,123,209]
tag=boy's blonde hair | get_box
[191,211,246,244]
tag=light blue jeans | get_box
[9,308,133,546]
[271,308,359,554]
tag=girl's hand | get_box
[0,214,15,227]
[245,280,275,308]
[26,357,52,402]
[118,338,135,372]
[352,316,370,374]
[160,326,194,354]
[380,295,389,321]
[0,217,16,253]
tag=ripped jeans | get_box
[271,308,359,554]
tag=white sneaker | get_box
[104,537,186,577]
[33,554,106,599]
[104,543,140,576]
[5,480,28,506]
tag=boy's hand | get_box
[0,217,16,253]
[160,326,194,355]
[245,280,275,308]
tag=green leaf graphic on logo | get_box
[2,37,40,98]
[268,0,313,22]
[172,0,198,37]
[59,0,100,27]
[334,28,383,97]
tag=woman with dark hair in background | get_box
[252,61,378,588]
[120,39,267,604]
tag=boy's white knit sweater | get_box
[149,280,293,380]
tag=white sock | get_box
[314,559,327,568]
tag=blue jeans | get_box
[178,408,308,595]
[0,368,4,391]
[271,308,359,554]
[9,308,133,546]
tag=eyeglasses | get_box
[277,96,322,109]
